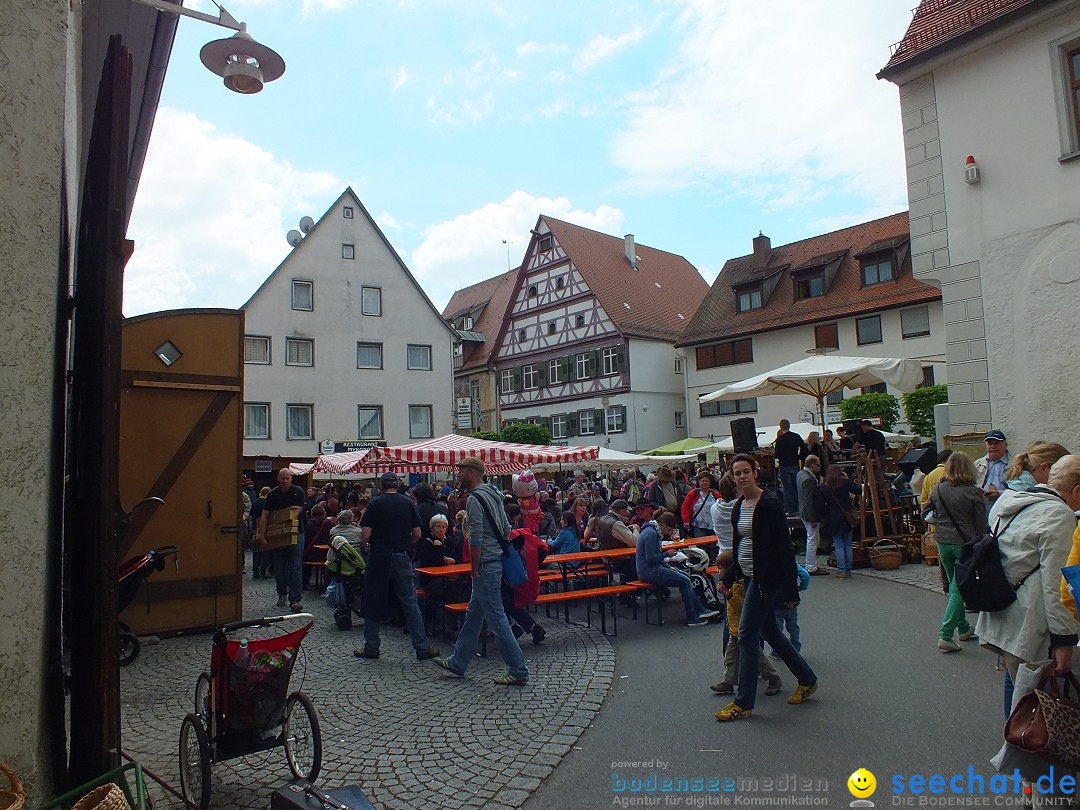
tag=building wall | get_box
[452,369,497,434]
[243,196,454,458]
[684,305,945,439]
[897,5,1080,446]
[0,0,68,793]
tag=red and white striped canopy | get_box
[369,434,598,472]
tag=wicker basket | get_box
[71,783,130,810]
[867,539,903,571]
[0,763,24,810]
[921,531,939,566]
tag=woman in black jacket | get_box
[716,454,819,722]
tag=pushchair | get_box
[324,537,366,631]
[179,613,322,810]
[117,544,179,666]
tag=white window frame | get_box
[551,413,567,439]
[674,411,684,429]
[737,288,762,312]
[578,409,596,436]
[548,358,563,385]
[356,342,383,369]
[285,337,314,366]
[575,353,589,380]
[674,356,685,374]
[286,403,314,440]
[522,363,538,390]
[409,404,434,439]
[361,286,382,316]
[500,368,515,393]
[342,244,355,260]
[244,403,270,439]
[357,405,384,440]
[343,206,353,218]
[244,335,271,364]
[407,344,433,371]
[901,305,931,339]
[606,406,625,434]
[601,347,619,376]
[575,313,585,329]
[291,279,313,311]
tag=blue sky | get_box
[124,0,918,316]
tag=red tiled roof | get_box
[541,217,709,341]
[880,0,1039,76]
[677,212,941,347]
[442,268,517,371]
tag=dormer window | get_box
[795,273,824,300]
[861,257,895,286]
[463,316,474,330]
[737,286,763,312]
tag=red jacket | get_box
[681,488,720,528]
[509,528,546,609]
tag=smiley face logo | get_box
[847,768,876,798]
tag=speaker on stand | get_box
[729,417,758,454]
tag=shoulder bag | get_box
[826,485,859,529]
[474,490,528,588]
[1005,668,1080,769]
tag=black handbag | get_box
[271,782,375,810]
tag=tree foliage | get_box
[470,430,501,442]
[837,392,901,431]
[902,384,948,439]
[498,422,553,446]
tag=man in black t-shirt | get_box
[259,468,307,611]
[773,419,808,514]
[354,473,440,661]
[857,420,888,455]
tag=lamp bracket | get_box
[128,0,243,32]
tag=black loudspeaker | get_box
[896,445,938,476]
[842,418,863,439]
[729,417,758,454]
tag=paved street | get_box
[121,558,1013,809]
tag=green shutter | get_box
[513,367,522,390]
[567,412,578,436]
[563,356,572,381]
[618,405,628,432]
[594,408,606,434]
[537,362,547,387]
[616,344,626,372]
[590,350,600,377]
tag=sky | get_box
[123,0,919,317]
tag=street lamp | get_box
[130,0,285,93]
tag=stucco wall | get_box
[0,0,67,794]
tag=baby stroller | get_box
[117,545,179,666]
[324,537,366,630]
[180,613,321,810]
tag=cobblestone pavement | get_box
[857,558,944,593]
[121,572,615,809]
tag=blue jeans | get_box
[640,565,705,622]
[270,534,304,605]
[446,559,528,680]
[363,552,433,654]
[832,529,853,574]
[774,606,801,653]
[735,579,816,710]
[778,466,800,513]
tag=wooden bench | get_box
[625,580,672,626]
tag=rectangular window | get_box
[244,403,270,439]
[342,244,355,260]
[291,280,313,311]
[575,313,585,329]
[361,286,382,316]
[343,206,353,218]
[357,406,383,440]
[901,305,931,339]
[795,274,824,300]
[814,323,839,350]
[737,287,763,312]
[827,390,844,406]
[607,406,626,434]
[538,234,553,253]
[674,357,685,374]
[1068,46,1080,147]
[601,347,619,376]
[356,342,383,369]
[578,409,596,435]
[286,404,314,440]
[407,344,432,371]
[244,335,270,364]
[551,414,568,439]
[856,315,882,345]
[575,353,590,380]
[861,259,895,286]
[522,363,538,390]
[699,397,758,417]
[285,337,314,366]
[920,366,936,388]
[674,411,684,429]
[548,358,563,385]
[861,383,887,395]
[409,405,434,439]
[696,338,753,370]
[500,368,515,393]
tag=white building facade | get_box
[880,0,1080,448]
[242,189,454,469]
[491,217,708,452]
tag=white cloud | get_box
[573,24,648,72]
[516,40,569,58]
[412,191,625,310]
[376,211,407,230]
[609,0,911,210]
[391,65,409,90]
[124,107,342,316]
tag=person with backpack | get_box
[975,454,1080,682]
[927,452,987,652]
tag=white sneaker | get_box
[687,617,710,627]
[958,628,976,641]
[699,609,721,620]
[937,638,961,653]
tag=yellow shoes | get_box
[715,702,752,722]
[788,683,818,704]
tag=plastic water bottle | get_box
[235,638,250,670]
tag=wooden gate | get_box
[119,309,244,634]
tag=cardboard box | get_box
[265,505,301,549]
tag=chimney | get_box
[624,234,639,271]
[753,231,771,264]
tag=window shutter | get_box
[734,338,754,364]
[567,412,578,436]
[542,416,552,432]
[618,405,627,431]
[537,362,547,387]
[696,345,713,370]
[594,408,605,434]
[590,349,600,377]
[616,344,626,372]
[513,367,522,390]
[562,355,572,381]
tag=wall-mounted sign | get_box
[319,439,336,455]
[333,441,387,453]
[255,460,272,473]
[456,397,472,414]
[456,414,473,430]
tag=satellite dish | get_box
[287,229,303,247]
[299,216,315,234]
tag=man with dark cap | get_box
[354,472,440,661]
[975,430,1011,501]
[597,499,639,602]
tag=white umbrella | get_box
[699,355,924,433]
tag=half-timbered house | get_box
[491,217,709,452]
